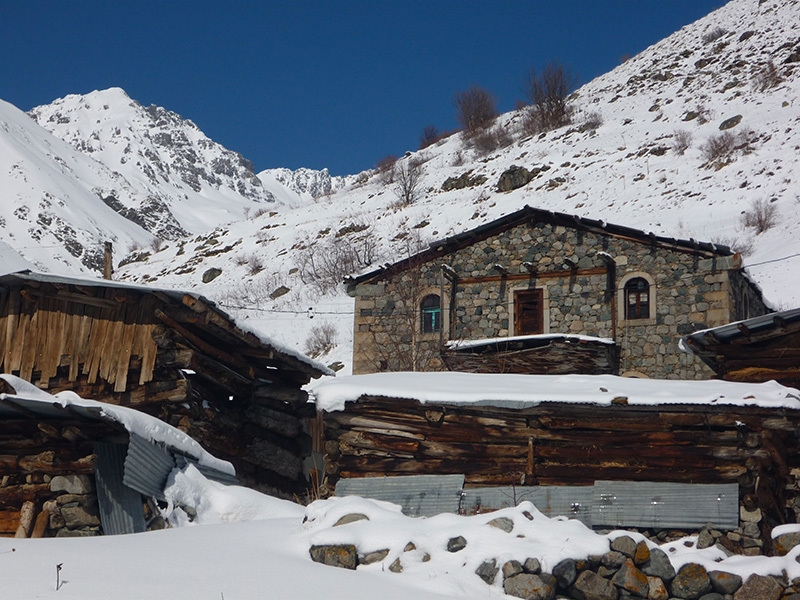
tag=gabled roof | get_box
[347,205,733,286]
[0,270,331,379]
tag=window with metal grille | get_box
[624,277,651,319]
[514,289,544,334]
[421,294,441,333]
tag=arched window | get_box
[421,294,441,334]
[624,277,651,320]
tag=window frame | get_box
[513,288,545,335]
[618,272,657,324]
[420,293,442,334]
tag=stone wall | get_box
[352,219,768,378]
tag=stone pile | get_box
[309,512,800,600]
[43,475,102,537]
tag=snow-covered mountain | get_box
[3,0,800,373]
[258,167,347,205]
[29,88,276,238]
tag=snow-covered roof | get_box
[0,374,234,475]
[445,333,615,350]
[310,371,800,413]
[0,270,333,377]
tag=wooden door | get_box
[514,289,544,335]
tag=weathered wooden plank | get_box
[113,304,138,392]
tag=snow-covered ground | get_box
[3,471,800,600]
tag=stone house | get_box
[346,205,767,378]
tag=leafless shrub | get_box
[297,225,381,294]
[672,129,693,155]
[469,124,513,156]
[701,131,737,163]
[711,234,754,256]
[233,254,248,267]
[304,323,338,358]
[375,155,397,184]
[701,129,754,167]
[454,86,497,134]
[580,111,603,132]
[523,61,576,132]
[252,207,270,219]
[702,26,726,45]
[394,158,424,205]
[741,198,778,234]
[247,254,264,275]
[752,60,782,91]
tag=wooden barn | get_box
[313,372,800,538]
[0,270,330,498]
[682,307,800,388]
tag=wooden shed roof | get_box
[681,307,800,386]
[347,205,734,287]
[0,270,331,383]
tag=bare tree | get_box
[524,61,576,132]
[454,85,497,134]
[419,125,440,149]
[394,158,424,206]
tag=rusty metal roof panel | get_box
[335,474,465,517]
[592,481,739,530]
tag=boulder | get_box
[333,513,369,527]
[447,536,467,552]
[601,550,628,570]
[633,541,650,565]
[497,166,534,192]
[611,559,649,597]
[50,475,93,495]
[359,549,389,565]
[611,535,637,558]
[389,558,403,573]
[504,573,555,600]
[647,575,669,600]
[774,531,800,556]
[488,516,514,533]
[503,560,525,579]
[202,267,222,283]
[640,548,676,583]
[309,544,357,570]
[476,559,499,585]
[571,570,619,600]
[733,574,782,600]
[553,558,578,589]
[708,570,742,595]
[524,557,542,574]
[60,505,100,528]
[671,563,712,599]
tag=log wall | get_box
[322,398,800,529]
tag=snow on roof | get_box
[0,374,234,475]
[310,371,800,413]
[0,270,333,377]
[445,333,615,350]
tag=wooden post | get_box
[103,242,113,280]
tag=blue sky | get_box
[2,1,722,176]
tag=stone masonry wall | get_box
[352,220,768,377]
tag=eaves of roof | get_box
[346,205,733,287]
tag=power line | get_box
[745,252,800,268]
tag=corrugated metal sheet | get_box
[592,481,739,530]
[175,455,239,486]
[335,475,465,517]
[123,433,176,501]
[94,443,147,535]
[462,486,593,525]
